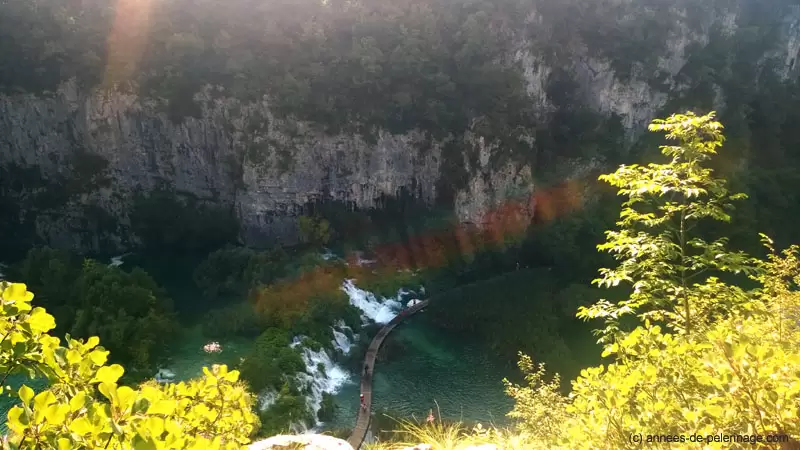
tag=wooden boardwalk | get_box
[347,300,430,450]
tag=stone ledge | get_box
[248,434,354,450]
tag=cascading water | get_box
[109,253,131,268]
[258,390,278,411]
[331,320,354,355]
[320,248,338,261]
[288,337,352,428]
[341,279,402,324]
[0,263,7,280]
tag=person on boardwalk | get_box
[360,393,365,410]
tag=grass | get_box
[365,405,533,450]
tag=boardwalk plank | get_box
[347,300,429,449]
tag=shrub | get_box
[0,281,259,449]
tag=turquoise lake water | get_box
[327,313,515,432]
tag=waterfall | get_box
[258,390,278,411]
[288,337,351,428]
[109,253,131,267]
[320,248,338,261]
[341,279,402,324]
[331,319,356,354]
[0,262,7,281]
[331,329,352,355]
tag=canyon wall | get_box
[1,0,798,252]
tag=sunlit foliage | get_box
[502,112,800,449]
[0,281,258,449]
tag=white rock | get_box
[401,445,432,450]
[248,434,353,450]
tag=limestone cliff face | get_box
[1,2,799,252]
[517,2,800,135]
[0,82,443,250]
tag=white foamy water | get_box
[407,298,422,307]
[331,329,352,355]
[341,279,402,324]
[258,390,278,411]
[331,320,356,355]
[287,338,352,428]
[109,253,131,268]
[154,368,176,383]
[320,248,338,261]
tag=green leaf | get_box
[7,406,28,434]
[147,399,177,416]
[44,404,68,424]
[92,364,124,384]
[98,382,117,402]
[70,417,93,435]
[88,349,109,366]
[18,385,34,405]
[33,390,57,409]
[69,392,87,412]
[28,307,56,333]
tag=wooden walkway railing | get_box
[347,300,429,449]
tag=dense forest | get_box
[1,0,800,446]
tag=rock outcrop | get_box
[248,434,353,450]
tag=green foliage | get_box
[70,260,177,378]
[317,392,337,422]
[238,329,305,394]
[0,281,258,449]
[288,294,363,346]
[201,303,263,339]
[298,216,332,248]
[257,383,313,437]
[503,354,568,436]
[502,112,800,449]
[579,112,757,341]
[193,246,288,300]
[14,248,178,378]
[130,189,239,255]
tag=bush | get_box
[15,248,178,378]
[503,113,800,449]
[201,302,263,339]
[239,328,306,393]
[193,246,288,300]
[258,382,314,436]
[318,392,337,422]
[0,281,259,449]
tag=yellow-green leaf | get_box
[69,392,87,412]
[70,416,93,435]
[18,385,34,405]
[147,400,176,416]
[93,364,124,384]
[28,307,56,333]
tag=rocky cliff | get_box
[1,0,798,253]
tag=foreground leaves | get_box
[506,112,800,450]
[0,281,259,449]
